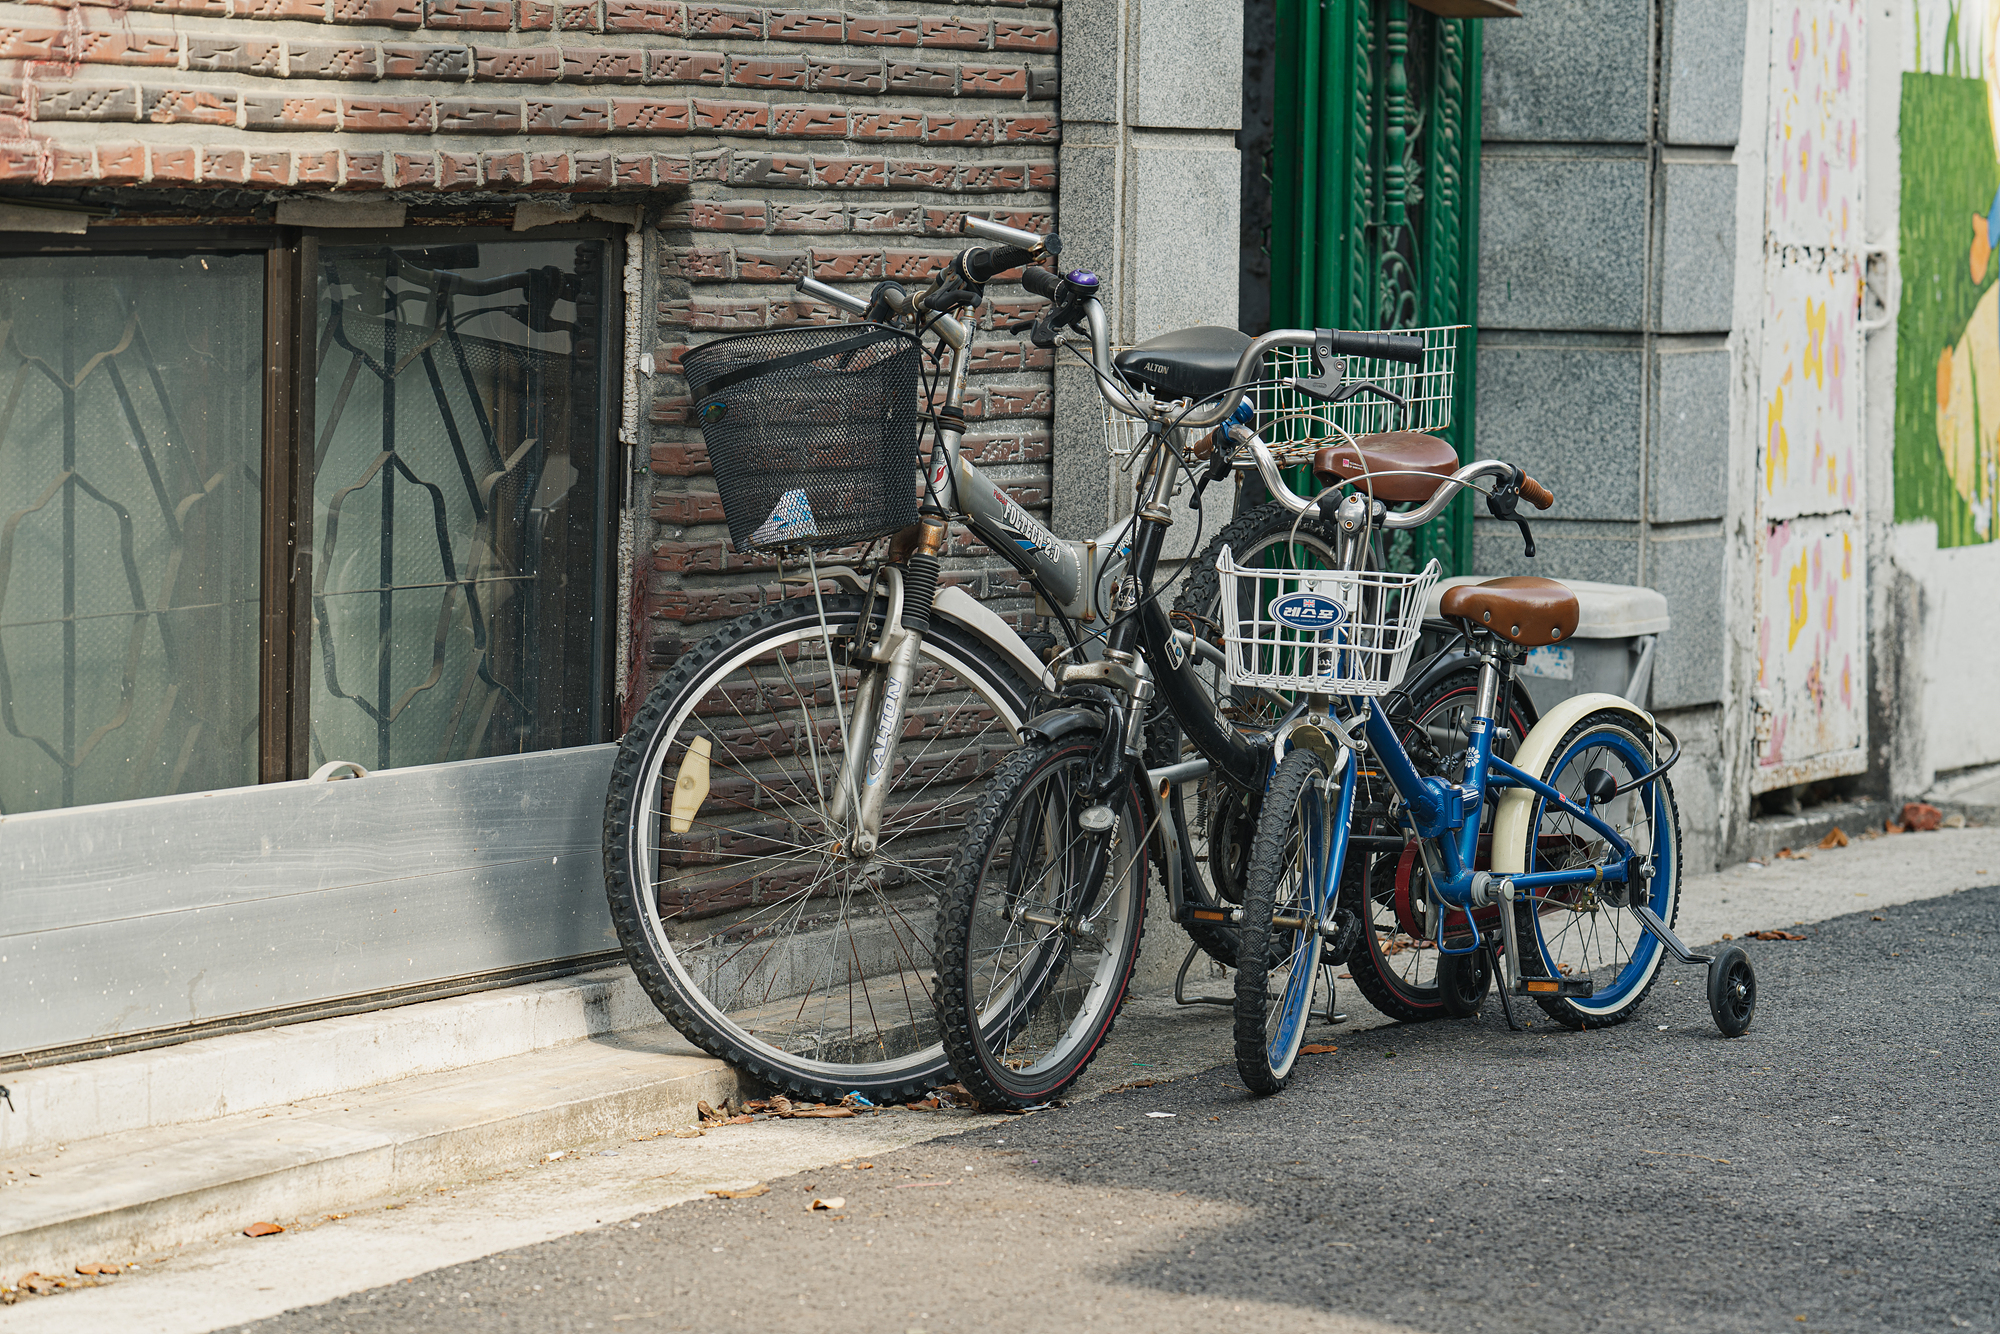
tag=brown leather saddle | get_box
[1438,576,1580,648]
[1310,431,1460,503]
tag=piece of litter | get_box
[599,1150,620,1157]
[1300,1043,1338,1055]
[1145,1112,1176,1118]
[810,1197,845,1211]
[1657,1025,1669,1031]
[545,1151,568,1162]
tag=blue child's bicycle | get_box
[1213,437,1758,1093]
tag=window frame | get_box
[0,221,624,793]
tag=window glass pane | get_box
[310,240,609,771]
[0,253,264,815]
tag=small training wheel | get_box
[1706,944,1756,1037]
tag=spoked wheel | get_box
[1347,671,1535,1023]
[1173,502,1345,968]
[1503,710,1683,1030]
[1707,943,1756,1036]
[935,736,1148,1109]
[1234,747,1332,1095]
[603,595,1034,1103]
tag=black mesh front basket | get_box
[682,323,924,553]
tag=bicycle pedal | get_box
[1517,976,1595,999]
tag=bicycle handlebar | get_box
[1223,422,1526,530]
[964,216,1051,252]
[960,244,1039,284]
[1519,474,1555,510]
[797,274,868,317]
[1020,265,1060,299]
[1321,330,1425,365]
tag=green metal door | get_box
[1268,0,1485,574]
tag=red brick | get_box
[649,438,708,474]
[667,298,769,332]
[482,150,527,187]
[1027,67,1057,100]
[984,384,1053,418]
[237,0,327,18]
[438,151,481,187]
[734,249,806,282]
[572,151,614,188]
[610,98,690,132]
[248,150,291,184]
[959,161,1027,191]
[921,16,988,49]
[202,147,247,183]
[884,62,955,95]
[528,150,571,186]
[187,37,283,74]
[728,57,806,90]
[668,247,728,280]
[685,4,760,37]
[475,46,561,81]
[526,99,608,133]
[677,200,765,233]
[770,104,846,138]
[287,42,381,79]
[649,50,723,84]
[0,146,37,182]
[994,20,1057,52]
[690,148,728,180]
[806,59,884,93]
[295,150,341,185]
[811,156,885,189]
[616,153,656,186]
[439,99,520,133]
[691,99,767,133]
[424,0,511,28]
[518,0,554,27]
[150,144,198,182]
[998,114,1058,143]
[771,203,845,233]
[33,85,140,122]
[143,87,235,126]
[0,28,62,60]
[887,159,952,189]
[604,0,681,33]
[391,151,437,186]
[851,205,921,233]
[768,11,842,41]
[925,114,992,144]
[563,46,643,82]
[1027,162,1056,190]
[851,109,923,140]
[848,14,919,45]
[329,0,421,25]
[810,248,884,281]
[340,150,386,188]
[243,95,338,130]
[383,45,471,79]
[343,97,434,132]
[960,65,1028,98]
[45,145,94,182]
[557,0,601,29]
[730,155,808,187]
[882,250,952,281]
[96,141,145,182]
[68,31,183,65]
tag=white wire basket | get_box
[1214,546,1441,697]
[1249,325,1465,465]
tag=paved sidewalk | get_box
[5,826,1996,1334]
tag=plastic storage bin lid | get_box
[1422,576,1670,639]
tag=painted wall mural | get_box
[1895,5,2000,548]
[1753,0,1868,792]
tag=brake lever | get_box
[1485,471,1537,558]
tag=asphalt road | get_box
[227,886,1999,1334]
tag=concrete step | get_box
[1741,797,1892,863]
[0,965,657,1161]
[0,1024,750,1279]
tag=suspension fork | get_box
[833,513,950,857]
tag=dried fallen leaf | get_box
[854,1162,874,1170]
[725,1114,756,1126]
[696,1100,719,1121]
[74,1262,119,1276]
[1884,821,1906,835]
[671,1126,705,1139]
[768,1096,794,1117]
[788,1107,857,1119]
[1300,1043,1339,1055]
[1871,915,1885,921]
[1818,826,1849,849]
[243,1221,285,1237]
[810,1196,845,1211]
[1900,802,1943,833]
[706,1184,768,1199]
[1745,929,1806,941]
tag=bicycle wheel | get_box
[1233,746,1330,1095]
[1346,670,1535,1023]
[1172,501,1346,967]
[1502,710,1683,1029]
[603,594,1035,1102]
[935,735,1149,1109]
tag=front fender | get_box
[1020,706,1107,744]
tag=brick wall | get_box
[0,0,1062,715]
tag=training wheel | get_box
[1706,944,1756,1037]
[1437,948,1492,1019]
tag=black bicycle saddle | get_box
[1113,325,1252,402]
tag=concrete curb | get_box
[0,1025,751,1279]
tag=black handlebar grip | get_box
[1020,265,1060,299]
[1321,330,1425,366]
[961,244,1039,284]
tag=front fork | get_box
[830,515,949,858]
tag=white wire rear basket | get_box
[1249,325,1464,465]
[1215,546,1441,697]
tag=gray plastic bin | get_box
[1421,577,1670,712]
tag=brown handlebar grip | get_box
[1520,474,1555,510]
